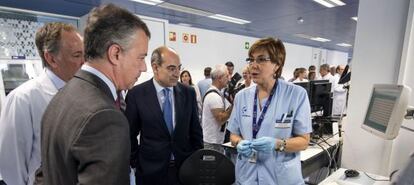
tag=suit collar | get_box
[74,70,114,101]
[81,65,117,100]
[152,78,174,94]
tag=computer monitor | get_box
[309,80,332,116]
[362,84,411,140]
[293,82,310,99]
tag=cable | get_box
[316,142,332,178]
[364,172,390,182]
[401,125,414,132]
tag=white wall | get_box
[167,24,257,82]
[135,15,168,84]
[168,24,348,82]
[327,50,349,66]
[341,0,412,176]
[389,0,414,174]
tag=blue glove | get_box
[250,137,277,153]
[237,140,253,157]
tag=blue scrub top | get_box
[227,79,312,185]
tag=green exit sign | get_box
[245,42,250,49]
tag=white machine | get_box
[361,84,411,140]
[0,59,43,112]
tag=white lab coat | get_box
[0,70,58,185]
[332,74,347,115]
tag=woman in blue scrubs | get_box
[227,37,312,185]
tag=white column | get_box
[341,0,412,176]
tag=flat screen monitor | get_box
[362,84,411,140]
[310,80,332,116]
[293,82,310,99]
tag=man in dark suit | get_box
[39,4,150,185]
[125,46,203,185]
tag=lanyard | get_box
[252,81,278,139]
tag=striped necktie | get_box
[163,88,173,134]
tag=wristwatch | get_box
[276,139,286,152]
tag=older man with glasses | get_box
[125,46,203,185]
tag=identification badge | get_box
[275,122,291,128]
[248,150,257,163]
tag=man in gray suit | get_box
[39,4,150,185]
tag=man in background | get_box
[202,64,233,153]
[0,22,84,185]
[197,67,212,98]
[318,64,336,92]
[125,46,203,185]
[39,4,150,184]
[332,65,347,115]
[225,61,234,78]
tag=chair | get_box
[179,149,235,185]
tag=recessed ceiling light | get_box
[132,1,250,25]
[294,34,331,42]
[313,0,346,8]
[297,17,304,24]
[351,17,358,21]
[177,23,192,27]
[293,33,314,39]
[336,43,352,47]
[158,2,213,17]
[310,37,331,42]
[330,0,346,6]
[130,0,164,6]
[208,14,251,25]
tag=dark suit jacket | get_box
[125,79,203,183]
[40,70,130,185]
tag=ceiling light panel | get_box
[313,0,334,8]
[329,0,346,6]
[130,0,164,6]
[336,43,352,47]
[310,37,331,42]
[158,2,213,17]
[208,14,251,25]
[293,33,314,39]
[313,0,346,8]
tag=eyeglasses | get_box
[246,56,271,64]
[163,64,182,73]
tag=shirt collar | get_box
[153,78,173,94]
[81,65,117,100]
[45,68,65,90]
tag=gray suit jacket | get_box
[39,70,130,185]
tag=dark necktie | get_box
[115,91,126,111]
[163,88,173,134]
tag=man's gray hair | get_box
[84,4,151,61]
[320,64,330,71]
[211,64,228,80]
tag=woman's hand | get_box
[237,140,253,157]
[250,137,276,152]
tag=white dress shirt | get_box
[0,68,64,185]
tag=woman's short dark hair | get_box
[84,4,151,61]
[248,37,286,79]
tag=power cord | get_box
[364,172,390,181]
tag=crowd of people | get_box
[0,3,350,185]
